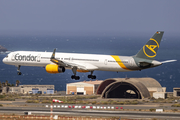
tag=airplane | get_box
[2,31,176,80]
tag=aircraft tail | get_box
[135,31,164,60]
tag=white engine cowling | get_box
[46,64,65,74]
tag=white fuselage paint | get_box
[3,51,137,72]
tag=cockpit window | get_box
[6,55,8,58]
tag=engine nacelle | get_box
[46,64,65,74]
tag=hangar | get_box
[96,77,164,99]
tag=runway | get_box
[0,107,180,120]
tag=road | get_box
[0,107,180,120]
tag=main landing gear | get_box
[71,67,80,80]
[71,68,96,80]
[17,65,22,75]
[88,71,96,79]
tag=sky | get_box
[0,0,180,36]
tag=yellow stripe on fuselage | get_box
[111,55,130,70]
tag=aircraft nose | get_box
[2,57,7,63]
[2,58,5,63]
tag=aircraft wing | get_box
[63,61,98,70]
[50,49,98,71]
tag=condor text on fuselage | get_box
[14,53,38,61]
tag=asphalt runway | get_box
[0,107,180,120]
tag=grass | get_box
[26,100,39,103]
[0,94,16,101]
[172,109,178,112]
[171,104,180,107]
[149,108,156,112]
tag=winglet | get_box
[51,49,56,59]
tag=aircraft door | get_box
[70,57,72,61]
[37,54,41,62]
[129,58,136,67]
[11,54,15,61]
[104,59,108,65]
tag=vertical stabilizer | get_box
[135,31,164,60]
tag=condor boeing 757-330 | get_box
[2,31,176,80]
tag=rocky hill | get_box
[0,45,8,52]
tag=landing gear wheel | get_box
[17,72,22,75]
[88,75,96,79]
[88,75,91,78]
[71,75,80,80]
[91,75,96,79]
[75,76,80,80]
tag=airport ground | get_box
[0,94,180,120]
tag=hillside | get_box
[0,45,7,52]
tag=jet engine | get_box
[46,64,65,74]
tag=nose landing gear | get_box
[17,65,22,75]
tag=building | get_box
[96,77,166,99]
[66,80,103,95]
[173,88,180,97]
[8,85,54,94]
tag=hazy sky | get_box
[0,0,180,36]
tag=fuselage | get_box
[3,51,140,72]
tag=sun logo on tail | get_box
[143,38,159,58]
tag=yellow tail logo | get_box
[143,38,159,58]
[145,45,157,54]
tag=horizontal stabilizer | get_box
[161,60,177,64]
